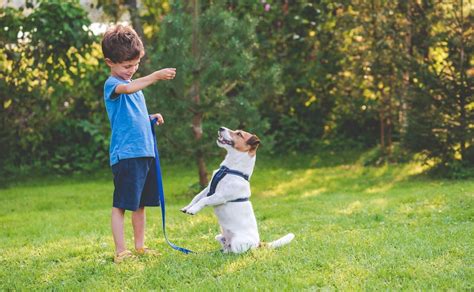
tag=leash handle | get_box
[150,118,194,254]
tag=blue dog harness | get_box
[207,166,250,203]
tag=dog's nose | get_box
[219,127,225,132]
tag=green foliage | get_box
[0,0,109,175]
[427,160,474,180]
[44,118,109,173]
[25,1,94,73]
[404,1,474,170]
[146,2,273,160]
[231,1,345,152]
[0,7,23,44]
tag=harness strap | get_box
[206,165,250,203]
[228,197,249,203]
[150,119,193,254]
[224,166,250,181]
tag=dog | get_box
[181,127,294,253]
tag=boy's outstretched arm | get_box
[116,68,176,94]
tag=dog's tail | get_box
[267,233,295,249]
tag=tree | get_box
[148,2,272,187]
[229,1,347,151]
[405,0,474,171]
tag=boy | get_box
[101,24,176,263]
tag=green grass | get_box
[1,152,473,290]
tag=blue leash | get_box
[150,119,194,254]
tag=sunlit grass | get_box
[0,152,473,290]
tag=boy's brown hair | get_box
[101,24,144,63]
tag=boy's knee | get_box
[112,207,125,214]
[135,207,145,212]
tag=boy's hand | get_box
[150,113,164,125]
[154,68,176,80]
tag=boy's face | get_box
[105,57,140,81]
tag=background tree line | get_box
[0,0,472,183]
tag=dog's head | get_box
[217,127,260,156]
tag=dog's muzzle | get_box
[217,129,234,146]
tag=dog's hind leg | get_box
[229,239,258,254]
[215,234,226,248]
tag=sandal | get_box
[135,246,161,256]
[114,250,136,264]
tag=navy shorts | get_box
[111,157,160,211]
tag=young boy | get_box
[101,24,176,263]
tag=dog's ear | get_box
[247,135,261,151]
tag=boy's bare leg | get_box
[132,207,145,249]
[111,207,126,254]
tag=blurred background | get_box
[0,0,473,183]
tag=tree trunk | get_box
[400,0,412,142]
[0,96,6,165]
[189,0,208,187]
[125,0,147,66]
[125,0,145,43]
[379,111,386,150]
[458,0,466,159]
[371,0,386,154]
[387,77,393,155]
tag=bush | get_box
[360,143,413,166]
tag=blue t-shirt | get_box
[103,76,155,166]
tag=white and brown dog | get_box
[181,127,294,253]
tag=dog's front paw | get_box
[185,205,201,215]
[180,207,188,213]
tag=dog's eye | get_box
[237,132,243,138]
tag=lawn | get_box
[0,152,473,290]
